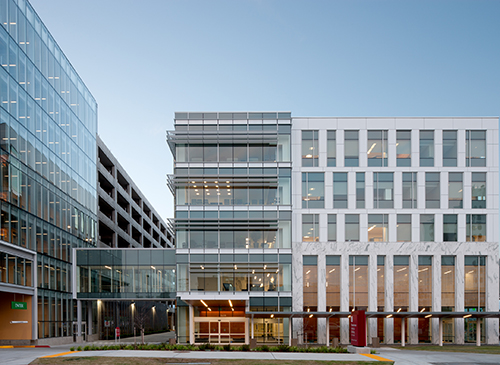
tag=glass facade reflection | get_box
[0,0,97,340]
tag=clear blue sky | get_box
[29,0,500,220]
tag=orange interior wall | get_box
[0,292,32,340]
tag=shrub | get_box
[240,344,250,351]
[83,345,90,351]
[370,349,377,354]
[259,345,270,352]
[215,346,223,351]
[223,344,232,351]
[76,346,82,351]
[125,345,134,350]
[276,344,290,352]
[70,347,75,352]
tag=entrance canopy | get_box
[245,311,500,319]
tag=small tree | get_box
[133,304,149,344]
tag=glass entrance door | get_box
[194,318,246,344]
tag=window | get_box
[367,130,388,166]
[472,172,486,209]
[302,214,319,242]
[448,172,463,209]
[349,256,368,311]
[443,214,457,242]
[333,173,348,208]
[402,172,417,208]
[328,214,336,242]
[368,214,388,242]
[356,172,365,208]
[418,256,432,333]
[345,214,359,242]
[302,172,324,208]
[326,255,340,313]
[420,130,434,167]
[373,172,393,209]
[344,130,359,167]
[303,256,318,311]
[420,214,434,242]
[327,131,336,166]
[397,214,411,242]
[466,214,486,242]
[441,256,455,311]
[425,172,440,209]
[466,130,486,167]
[394,256,409,312]
[396,130,411,166]
[464,256,485,312]
[443,131,457,167]
[302,130,318,167]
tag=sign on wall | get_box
[11,301,27,310]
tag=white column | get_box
[87,303,93,337]
[432,255,442,344]
[77,300,82,341]
[340,254,349,344]
[317,254,327,344]
[288,317,292,346]
[189,305,194,344]
[409,255,418,344]
[401,317,406,347]
[476,319,481,346]
[251,316,254,339]
[384,255,394,344]
[455,255,465,344]
[368,254,377,344]
[439,318,443,346]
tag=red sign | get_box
[350,310,366,347]
[116,327,120,337]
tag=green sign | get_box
[11,301,27,310]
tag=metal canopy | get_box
[245,311,500,319]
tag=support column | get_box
[476,318,481,347]
[384,255,394,344]
[340,254,350,344]
[251,316,254,339]
[317,254,327,344]
[439,318,443,346]
[368,255,377,344]
[486,254,499,344]
[455,255,465,344]
[189,305,194,344]
[401,317,406,347]
[87,302,93,337]
[326,317,330,346]
[432,255,441,344]
[77,300,82,342]
[408,255,418,344]
[288,317,292,346]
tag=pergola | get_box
[246,311,500,347]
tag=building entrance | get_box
[194,318,246,344]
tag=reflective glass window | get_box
[345,214,359,242]
[466,130,486,167]
[420,214,434,242]
[344,130,359,167]
[466,214,486,242]
[333,172,347,208]
[396,130,411,167]
[327,130,336,166]
[425,172,440,209]
[402,172,417,209]
[373,172,393,209]
[368,214,388,242]
[302,214,319,242]
[448,172,463,209]
[420,130,434,167]
[328,214,336,242]
[302,130,318,167]
[443,214,457,242]
[302,172,324,208]
[367,130,388,166]
[397,214,411,242]
[472,172,486,209]
[356,172,365,209]
[443,130,457,167]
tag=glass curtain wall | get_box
[303,255,317,343]
[326,255,340,340]
[441,256,455,343]
[464,256,485,343]
[393,256,409,343]
[418,256,432,343]
[396,130,411,166]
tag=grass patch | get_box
[32,358,393,365]
[394,344,500,354]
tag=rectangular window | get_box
[345,214,359,242]
[327,130,336,167]
[302,172,324,208]
[373,172,393,209]
[402,172,417,209]
[326,255,340,313]
[328,214,336,242]
[394,256,409,312]
[472,172,486,209]
[303,256,318,310]
[302,130,318,167]
[302,214,319,242]
[443,214,457,242]
[397,214,411,242]
[420,214,434,242]
[368,214,388,242]
[443,130,457,167]
[356,172,365,209]
[349,256,368,311]
[420,130,434,167]
[418,256,432,325]
[333,172,348,208]
[344,130,359,167]
[464,256,485,311]
[466,214,486,242]
[448,172,463,209]
[367,130,388,166]
[466,130,486,167]
[396,130,411,167]
[425,172,440,209]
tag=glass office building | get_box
[167,112,293,344]
[0,0,97,344]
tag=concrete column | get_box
[87,302,93,337]
[455,255,465,344]
[432,255,442,344]
[476,319,481,346]
[409,255,418,344]
[77,300,82,342]
[288,317,292,346]
[32,288,38,342]
[384,255,394,344]
[368,254,377,343]
[439,318,443,346]
[317,254,327,344]
[189,305,194,344]
[486,254,500,344]
[401,317,406,347]
[340,254,349,344]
